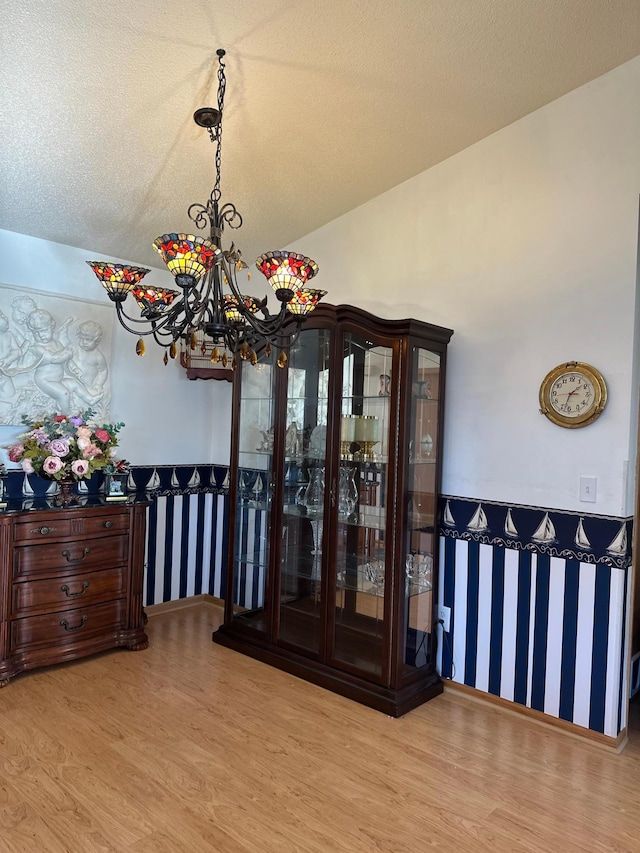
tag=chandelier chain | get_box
[212,50,226,204]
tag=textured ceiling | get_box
[1,1,640,269]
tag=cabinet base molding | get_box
[443,679,627,752]
[213,626,443,717]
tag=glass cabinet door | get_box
[277,328,331,655]
[402,346,440,674]
[230,355,276,634]
[331,332,394,678]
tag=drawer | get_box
[13,510,130,543]
[13,534,129,579]
[12,567,127,617]
[10,599,127,652]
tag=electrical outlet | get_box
[438,605,451,633]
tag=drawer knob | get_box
[59,615,88,632]
[60,581,90,598]
[61,547,91,563]
[103,520,113,529]
[31,526,56,535]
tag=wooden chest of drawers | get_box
[0,502,148,686]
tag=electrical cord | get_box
[437,618,456,680]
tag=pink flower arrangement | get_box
[5,410,126,482]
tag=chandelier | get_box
[87,49,326,369]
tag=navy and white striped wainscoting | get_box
[126,465,230,607]
[438,497,633,738]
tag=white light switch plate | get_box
[580,476,597,503]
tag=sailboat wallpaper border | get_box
[440,495,632,569]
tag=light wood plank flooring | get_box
[2,603,640,852]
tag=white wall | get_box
[290,57,640,517]
[0,229,232,466]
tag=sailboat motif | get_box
[127,471,137,491]
[76,479,88,493]
[531,512,557,544]
[171,468,180,488]
[221,470,231,490]
[574,518,591,550]
[22,475,34,496]
[606,523,628,557]
[187,468,201,488]
[148,468,161,490]
[443,500,456,527]
[504,508,518,538]
[253,474,264,495]
[46,479,58,495]
[467,503,488,533]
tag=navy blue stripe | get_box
[179,495,190,599]
[209,494,218,596]
[442,537,456,678]
[559,559,580,722]
[618,567,629,734]
[488,548,505,696]
[531,553,550,712]
[589,564,611,733]
[514,550,532,706]
[464,542,480,687]
[162,496,175,603]
[194,493,206,595]
[145,498,158,605]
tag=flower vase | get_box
[55,475,78,507]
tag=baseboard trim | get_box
[146,594,224,618]
[443,680,628,753]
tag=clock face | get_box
[539,362,607,428]
[549,371,595,418]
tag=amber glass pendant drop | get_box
[136,338,145,356]
[221,352,228,368]
[277,350,288,368]
[163,351,168,366]
[211,347,220,364]
[250,349,258,365]
[189,332,198,350]
[266,342,271,358]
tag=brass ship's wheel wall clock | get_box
[539,361,607,428]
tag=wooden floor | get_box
[2,604,640,852]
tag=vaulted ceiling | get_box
[2,1,640,269]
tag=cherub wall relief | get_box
[0,284,114,424]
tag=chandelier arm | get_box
[113,302,180,337]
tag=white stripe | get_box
[142,506,150,607]
[214,494,225,599]
[170,495,183,601]
[452,539,468,684]
[604,568,626,737]
[474,544,493,693]
[500,548,519,702]
[572,562,596,729]
[244,507,256,608]
[200,493,213,596]
[543,557,566,718]
[154,497,167,605]
[526,553,538,708]
[186,495,198,598]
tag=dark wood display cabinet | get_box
[0,499,149,685]
[213,304,453,716]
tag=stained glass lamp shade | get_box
[224,294,261,323]
[132,285,179,317]
[286,288,328,316]
[153,233,221,284]
[86,262,151,300]
[255,251,320,299]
